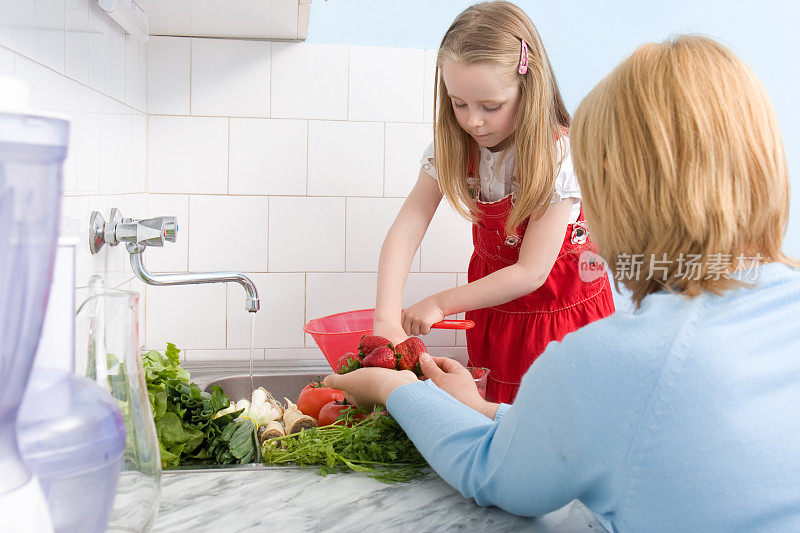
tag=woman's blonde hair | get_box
[572,35,795,306]
[434,1,570,235]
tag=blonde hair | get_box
[433,1,570,236]
[572,35,795,306]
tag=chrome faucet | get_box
[88,208,260,312]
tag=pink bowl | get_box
[304,309,474,371]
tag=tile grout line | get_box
[343,197,347,272]
[303,272,308,348]
[268,42,272,117]
[382,122,386,197]
[226,117,230,194]
[305,120,309,195]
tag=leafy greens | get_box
[142,343,258,467]
[260,407,428,484]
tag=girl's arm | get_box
[403,198,576,336]
[374,170,443,344]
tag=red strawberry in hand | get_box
[395,336,427,376]
[361,346,398,369]
[336,352,362,374]
[358,335,391,358]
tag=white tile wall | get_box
[87,1,109,94]
[423,49,438,124]
[268,196,345,272]
[34,0,65,72]
[146,36,190,115]
[229,118,307,195]
[271,43,348,120]
[191,38,270,117]
[306,272,378,323]
[125,36,146,111]
[65,0,90,84]
[307,120,383,196]
[0,46,14,75]
[348,46,425,123]
[188,195,268,272]
[147,115,228,194]
[345,197,420,272]
[226,273,306,349]
[14,55,52,109]
[74,110,101,192]
[384,122,433,198]
[107,23,125,101]
[183,349,265,362]
[146,283,227,350]
[0,1,35,58]
[1,0,153,356]
[420,202,474,272]
[2,9,475,363]
[99,110,134,192]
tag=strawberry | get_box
[336,352,362,374]
[395,336,427,376]
[357,335,392,358]
[361,346,398,369]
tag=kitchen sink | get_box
[204,373,326,403]
[163,372,329,474]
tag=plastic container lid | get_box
[17,369,126,477]
[0,75,69,148]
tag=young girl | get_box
[373,1,615,403]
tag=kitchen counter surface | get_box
[152,467,607,532]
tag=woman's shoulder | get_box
[554,295,690,366]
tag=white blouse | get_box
[420,137,582,224]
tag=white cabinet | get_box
[137,0,311,40]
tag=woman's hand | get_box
[418,354,499,419]
[402,296,445,336]
[324,367,418,409]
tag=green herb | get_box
[260,407,428,484]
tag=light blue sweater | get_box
[387,263,800,532]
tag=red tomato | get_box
[318,400,359,426]
[296,383,345,420]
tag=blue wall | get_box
[308,1,800,256]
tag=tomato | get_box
[296,382,345,420]
[318,400,358,426]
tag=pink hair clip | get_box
[518,38,529,75]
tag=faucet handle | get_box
[89,209,180,254]
[161,216,178,243]
[136,216,178,247]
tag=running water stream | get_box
[249,313,256,394]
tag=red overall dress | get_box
[465,178,615,404]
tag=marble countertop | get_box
[152,466,607,532]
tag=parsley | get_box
[260,407,428,484]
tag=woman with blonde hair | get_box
[373,1,614,403]
[327,35,800,531]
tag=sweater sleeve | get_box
[386,318,667,518]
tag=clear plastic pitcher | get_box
[76,279,161,532]
[0,81,69,532]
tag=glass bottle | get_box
[76,278,161,532]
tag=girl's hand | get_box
[371,320,408,347]
[324,368,418,409]
[402,296,445,336]
[418,354,499,419]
